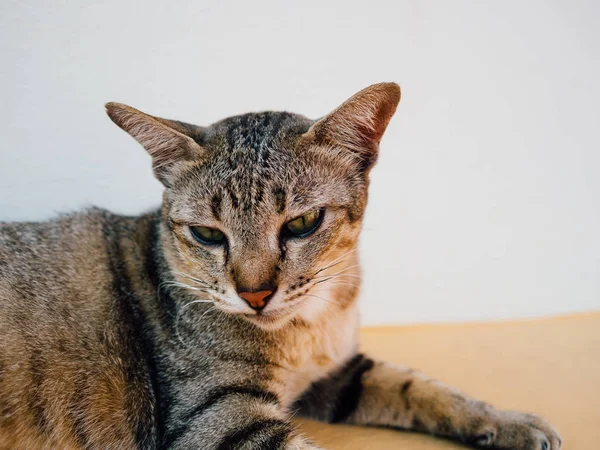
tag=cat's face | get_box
[159,113,367,329]
[107,83,400,329]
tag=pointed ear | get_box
[305,82,400,171]
[105,102,206,186]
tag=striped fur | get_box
[0,83,560,449]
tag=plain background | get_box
[1,1,598,326]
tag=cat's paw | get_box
[469,410,562,450]
[285,435,325,449]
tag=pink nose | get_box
[238,290,273,310]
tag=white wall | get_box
[1,0,599,325]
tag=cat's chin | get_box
[242,312,294,331]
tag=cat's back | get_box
[1,209,118,311]
[1,208,109,268]
[0,206,157,331]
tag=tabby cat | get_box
[0,83,561,449]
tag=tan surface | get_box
[297,313,600,450]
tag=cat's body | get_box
[0,210,159,449]
[0,83,561,449]
[0,208,357,449]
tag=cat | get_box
[0,82,561,449]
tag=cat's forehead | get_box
[169,111,357,225]
[196,111,316,193]
[169,111,343,221]
[204,111,314,153]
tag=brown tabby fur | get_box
[0,83,561,449]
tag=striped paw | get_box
[467,410,562,450]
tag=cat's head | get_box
[106,83,400,330]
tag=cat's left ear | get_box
[304,82,400,171]
[105,102,206,187]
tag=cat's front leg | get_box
[294,354,561,450]
[162,385,323,450]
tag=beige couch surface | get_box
[297,313,600,450]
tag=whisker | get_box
[302,293,341,307]
[319,273,362,280]
[312,259,347,276]
[313,248,357,275]
[329,247,358,265]
[317,281,359,289]
[231,310,244,327]
[169,270,211,287]
[312,247,357,276]
[159,281,208,293]
[308,274,362,292]
[175,299,215,348]
[199,304,218,320]
[313,264,361,279]
[180,299,215,309]
[311,276,334,286]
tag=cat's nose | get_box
[237,286,276,311]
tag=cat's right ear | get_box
[105,102,205,187]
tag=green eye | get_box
[285,209,324,237]
[190,226,225,245]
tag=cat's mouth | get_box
[243,309,293,329]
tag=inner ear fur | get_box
[105,102,205,186]
[305,82,400,170]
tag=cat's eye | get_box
[190,226,226,245]
[285,209,324,238]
